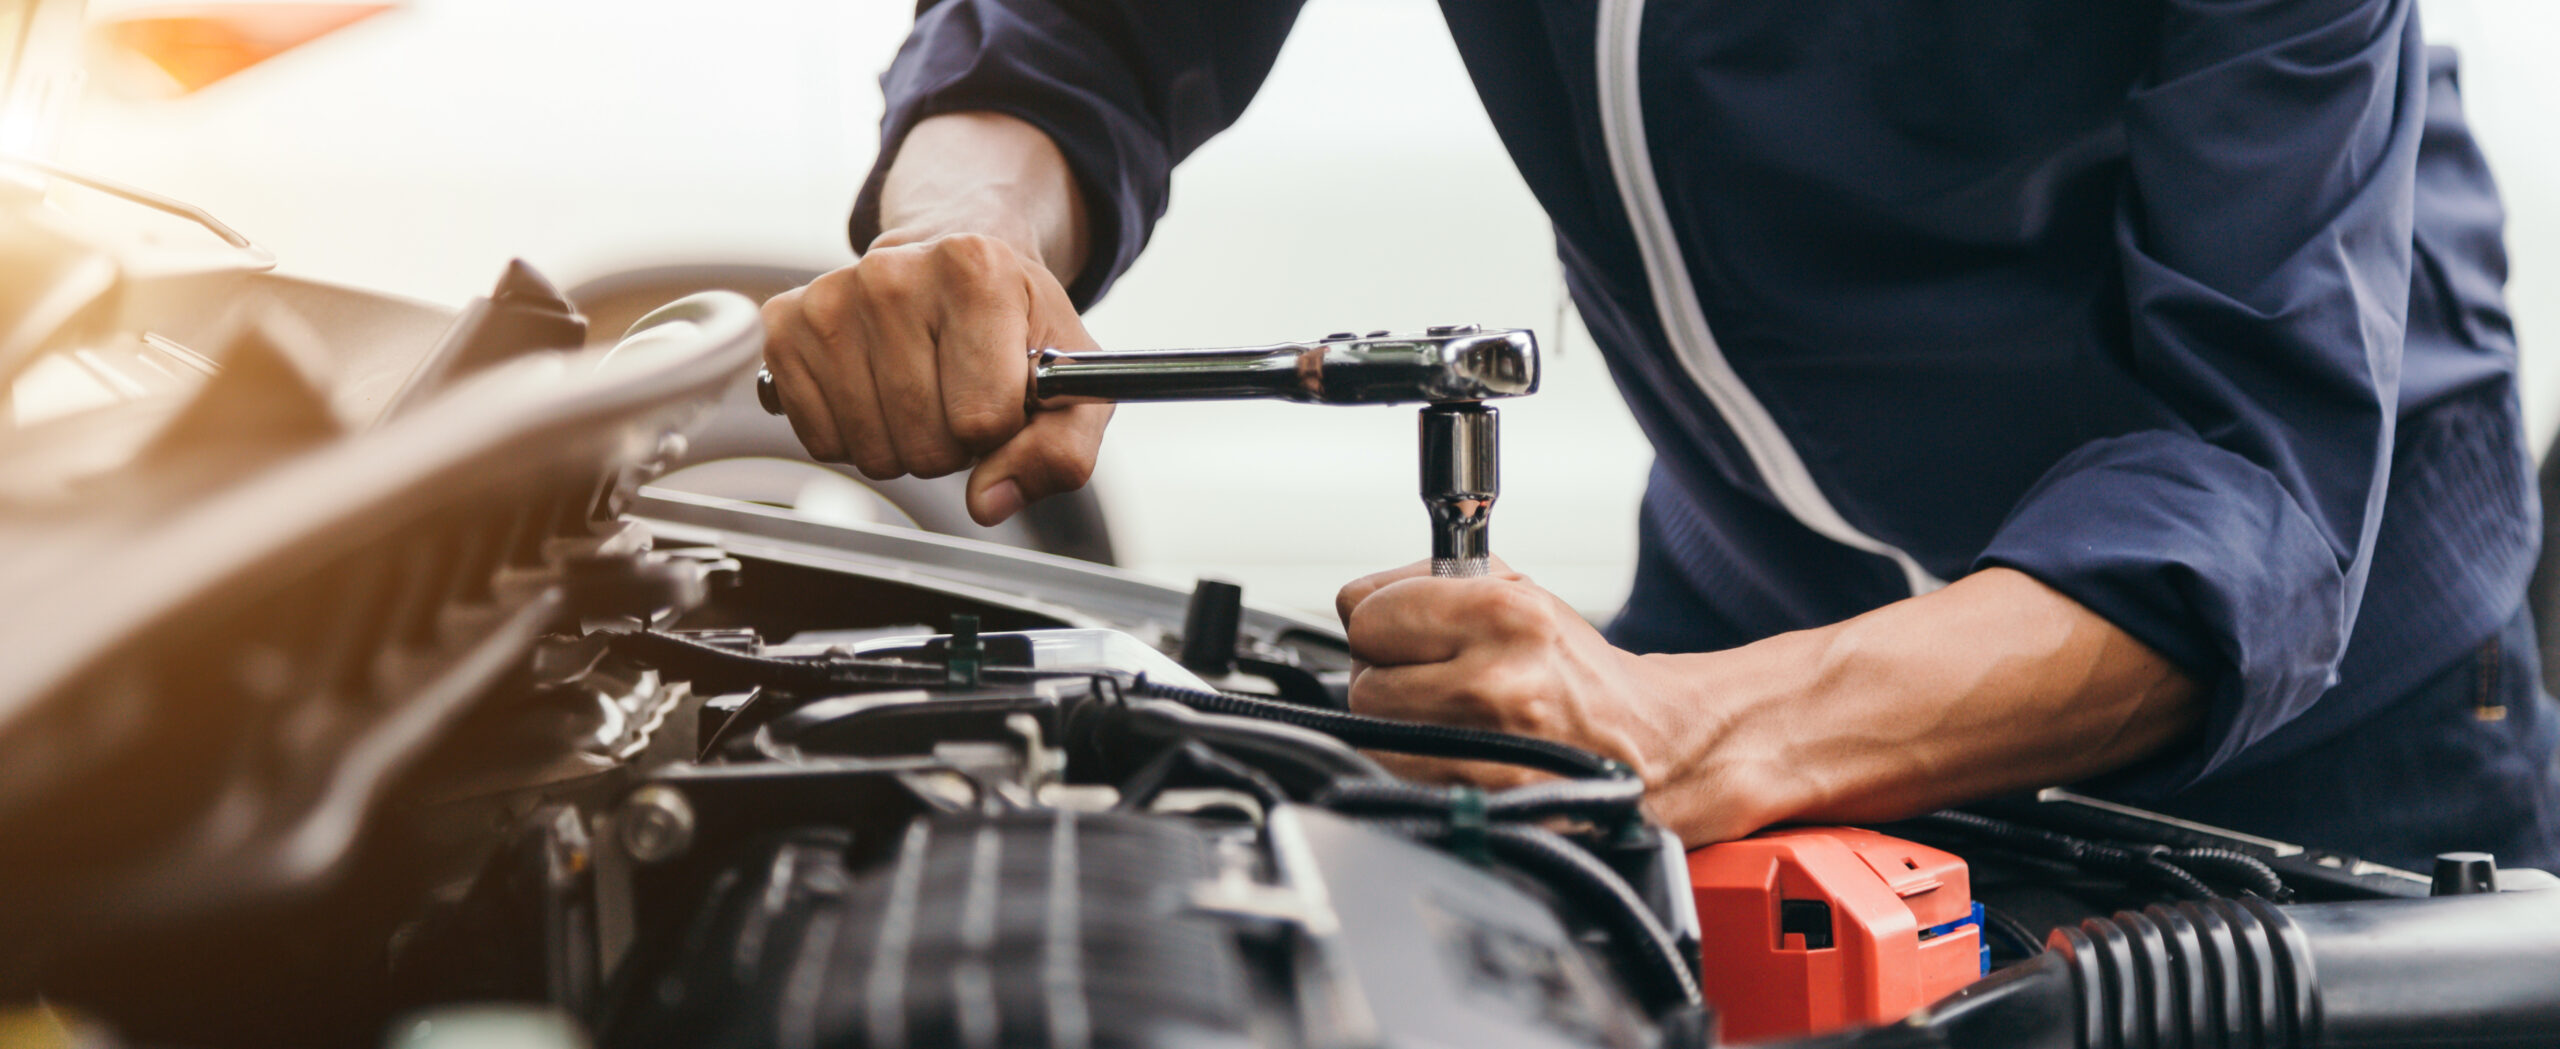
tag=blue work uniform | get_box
[855,0,2560,871]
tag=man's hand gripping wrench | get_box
[756,325,1539,578]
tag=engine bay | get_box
[6,234,2560,1049]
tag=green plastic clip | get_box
[946,613,982,688]
[1449,785,1490,866]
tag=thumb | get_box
[1337,560,1434,627]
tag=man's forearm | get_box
[1656,567,2202,834]
[875,112,1090,286]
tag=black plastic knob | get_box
[2431,851,2499,896]
[1180,578,1245,675]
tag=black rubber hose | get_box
[1114,739,1292,813]
[1316,777,1646,824]
[1487,777,1648,821]
[1132,680,1627,781]
[1360,816,1702,1012]
[1978,905,2046,962]
[1108,699,1390,795]
[1481,824,1701,1011]
[1803,889,2560,1049]
[2044,891,2560,1049]
[1312,780,1454,815]
[2277,887,2560,1045]
[1915,810,2280,900]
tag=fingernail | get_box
[980,479,1024,523]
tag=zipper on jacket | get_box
[1593,0,1942,596]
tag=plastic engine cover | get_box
[604,812,1255,1049]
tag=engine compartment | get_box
[390,528,1705,1049]
[7,238,2559,1049]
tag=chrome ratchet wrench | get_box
[755,325,1539,578]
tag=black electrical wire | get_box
[610,629,953,691]
[1112,698,1390,793]
[1114,739,1293,813]
[1311,778,1693,1011]
[1482,777,1648,821]
[2131,853,2220,901]
[1317,777,1646,824]
[1131,680,1628,781]
[696,686,765,759]
[1914,810,2291,901]
[613,631,1627,783]
[2163,846,2290,899]
[1357,816,1701,1011]
[1979,905,2046,961]
[1481,823,1701,1010]
[1307,779,1452,816]
[1917,811,2208,897]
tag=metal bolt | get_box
[619,784,696,864]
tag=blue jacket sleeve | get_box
[850,0,1308,308]
[1974,0,2424,795]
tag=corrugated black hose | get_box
[1915,810,2288,901]
[1798,890,2560,1049]
[2159,845,2290,898]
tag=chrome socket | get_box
[1421,402,1497,579]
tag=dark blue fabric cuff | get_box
[1974,430,2352,798]
[849,2,1163,310]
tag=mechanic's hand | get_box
[761,231,1113,526]
[1334,560,1773,840]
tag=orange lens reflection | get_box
[103,3,392,94]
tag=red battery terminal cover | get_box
[1687,827,1984,1043]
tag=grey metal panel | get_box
[632,486,1343,644]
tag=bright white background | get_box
[59,0,2560,619]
